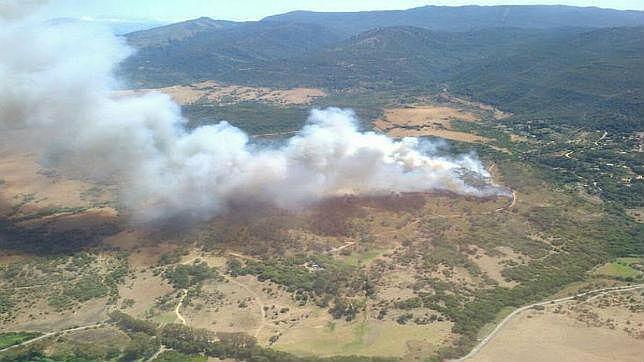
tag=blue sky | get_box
[43,0,644,22]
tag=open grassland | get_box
[372,105,487,143]
[274,316,452,358]
[592,257,643,281]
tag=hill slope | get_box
[125,17,240,48]
[450,26,644,131]
[120,13,644,130]
[120,21,342,87]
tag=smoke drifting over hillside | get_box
[0,2,507,220]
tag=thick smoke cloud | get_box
[0,2,507,220]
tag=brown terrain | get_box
[373,105,485,142]
[114,81,326,106]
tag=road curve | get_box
[495,191,516,212]
[174,289,188,325]
[459,283,644,361]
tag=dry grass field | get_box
[115,81,326,106]
[373,105,487,143]
[470,289,644,362]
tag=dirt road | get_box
[327,241,356,254]
[174,289,188,325]
[495,191,517,212]
[0,323,105,353]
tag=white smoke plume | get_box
[0,2,507,221]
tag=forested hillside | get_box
[450,26,644,132]
[120,12,644,131]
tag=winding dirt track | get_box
[327,241,356,254]
[458,283,644,361]
[174,289,188,325]
[145,345,168,362]
[495,191,516,212]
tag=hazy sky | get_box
[43,0,644,22]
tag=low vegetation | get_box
[0,332,41,350]
[163,261,220,289]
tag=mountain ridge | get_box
[262,5,644,34]
[119,8,644,131]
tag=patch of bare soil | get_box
[183,272,317,345]
[116,81,326,106]
[64,325,129,345]
[625,208,643,223]
[117,271,174,318]
[0,131,118,226]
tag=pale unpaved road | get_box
[328,241,356,254]
[174,289,188,325]
[227,251,260,261]
[595,131,608,146]
[145,345,168,362]
[251,131,299,138]
[459,283,644,361]
[0,323,104,353]
[171,257,197,327]
[495,191,516,212]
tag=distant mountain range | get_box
[119,5,644,131]
[48,17,169,35]
[263,5,644,35]
[122,5,644,49]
